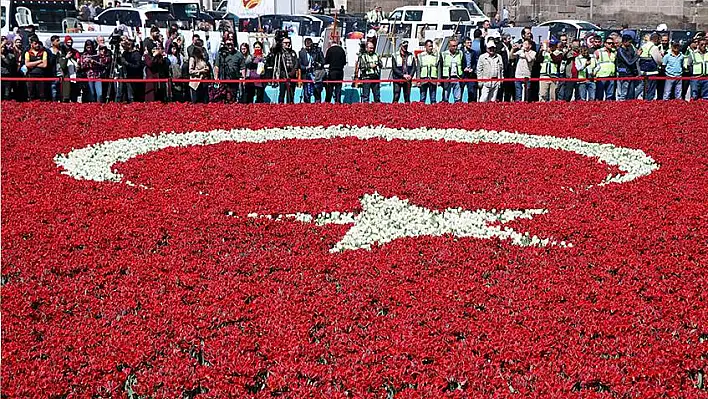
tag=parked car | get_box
[537,19,600,39]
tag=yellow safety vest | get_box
[691,50,708,76]
[577,57,596,79]
[639,42,659,75]
[418,52,438,79]
[359,53,380,77]
[441,51,463,78]
[595,49,616,78]
[539,51,558,77]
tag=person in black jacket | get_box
[615,34,640,101]
[391,40,416,103]
[460,36,478,102]
[116,37,144,103]
[298,38,325,103]
[324,38,346,103]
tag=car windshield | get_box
[577,22,599,30]
[166,3,200,19]
[452,1,484,16]
[449,9,470,21]
[145,11,172,27]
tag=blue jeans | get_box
[637,78,657,100]
[462,80,477,102]
[596,80,615,100]
[51,80,61,101]
[87,80,103,103]
[419,82,437,103]
[115,82,134,103]
[663,78,682,100]
[577,81,596,101]
[691,79,708,100]
[617,79,636,101]
[442,81,461,103]
[514,80,528,101]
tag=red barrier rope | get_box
[2,76,708,84]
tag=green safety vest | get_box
[691,50,708,76]
[418,52,438,79]
[395,53,415,73]
[441,51,463,78]
[540,51,558,77]
[639,42,659,75]
[577,57,596,79]
[595,49,616,78]
[359,53,380,77]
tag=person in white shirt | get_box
[477,39,504,102]
[513,38,536,101]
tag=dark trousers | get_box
[325,69,344,103]
[392,81,411,103]
[361,81,380,103]
[419,82,437,103]
[278,82,295,103]
[461,75,477,102]
[1,76,12,100]
[190,83,209,103]
[325,83,342,103]
[27,79,46,101]
[243,83,265,103]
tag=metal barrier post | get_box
[643,75,649,99]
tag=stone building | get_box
[347,0,707,29]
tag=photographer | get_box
[266,33,298,104]
[1,36,17,100]
[116,37,143,103]
[59,36,81,102]
[214,38,245,103]
[299,38,325,103]
[144,41,169,102]
[355,41,382,103]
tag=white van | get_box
[424,0,487,26]
[380,6,475,48]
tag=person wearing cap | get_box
[439,38,463,103]
[23,36,47,100]
[355,41,382,103]
[615,34,640,101]
[538,37,561,101]
[637,33,662,100]
[417,39,438,104]
[391,40,416,103]
[688,37,708,100]
[593,36,617,100]
[476,39,504,102]
[461,36,479,102]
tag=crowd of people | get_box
[354,27,708,103]
[1,23,707,104]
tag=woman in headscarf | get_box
[59,36,81,102]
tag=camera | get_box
[109,28,124,46]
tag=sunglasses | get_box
[605,42,613,45]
